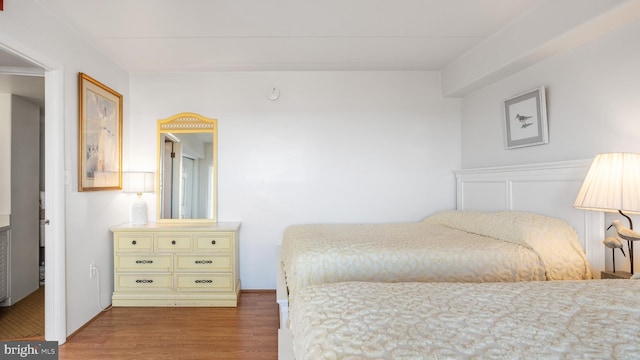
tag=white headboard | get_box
[455,159,604,277]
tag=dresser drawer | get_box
[115,274,173,291]
[194,233,233,251]
[156,235,192,252]
[115,234,153,251]
[175,254,232,272]
[115,255,173,272]
[175,273,234,292]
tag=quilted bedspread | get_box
[281,211,591,301]
[290,280,640,359]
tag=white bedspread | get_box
[282,211,591,301]
[290,280,640,359]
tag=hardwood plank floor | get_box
[59,291,279,360]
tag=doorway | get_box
[0,78,44,339]
[181,156,195,219]
[0,39,67,344]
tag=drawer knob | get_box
[132,240,137,245]
[135,279,154,283]
[195,260,214,264]
[195,279,213,284]
[171,240,176,245]
[135,260,153,264]
[211,240,216,245]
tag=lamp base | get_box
[601,270,632,279]
[131,197,148,225]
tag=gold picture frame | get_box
[78,72,123,191]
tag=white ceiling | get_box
[0,74,44,107]
[0,0,547,107]
[3,1,635,103]
[33,0,545,73]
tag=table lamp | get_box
[123,171,155,225]
[574,153,640,274]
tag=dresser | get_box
[111,222,241,307]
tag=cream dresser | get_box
[111,222,241,307]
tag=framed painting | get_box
[504,86,548,149]
[78,72,123,191]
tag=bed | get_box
[278,210,591,328]
[283,210,590,289]
[283,279,640,359]
[276,160,604,329]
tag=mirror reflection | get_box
[157,113,217,222]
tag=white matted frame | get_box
[78,72,123,191]
[504,86,548,149]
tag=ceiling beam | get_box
[441,0,640,97]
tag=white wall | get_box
[460,19,640,168]
[460,18,640,272]
[129,71,461,288]
[6,94,40,305]
[0,95,10,218]
[1,1,130,336]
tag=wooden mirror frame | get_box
[157,112,218,222]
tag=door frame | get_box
[0,36,67,344]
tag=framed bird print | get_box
[504,86,548,149]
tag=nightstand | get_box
[601,270,632,279]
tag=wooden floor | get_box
[58,291,279,360]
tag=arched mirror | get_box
[157,112,217,222]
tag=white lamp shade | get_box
[574,153,640,213]
[123,172,155,194]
